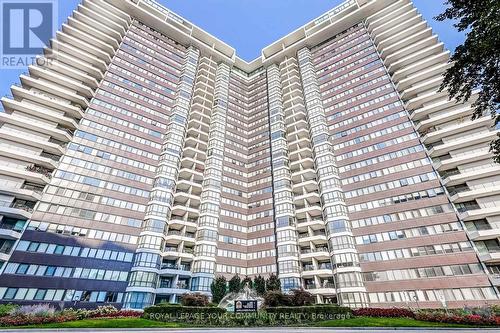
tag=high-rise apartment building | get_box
[0,0,499,309]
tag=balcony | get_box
[158,280,190,291]
[164,246,179,253]
[168,216,198,231]
[489,274,500,286]
[300,247,330,260]
[156,285,190,294]
[0,239,16,256]
[305,282,336,291]
[0,182,43,202]
[295,204,322,218]
[0,200,34,219]
[22,183,44,194]
[443,165,500,186]
[25,164,52,179]
[159,263,192,277]
[301,263,333,277]
[298,231,327,244]
[479,251,500,264]
[415,104,475,132]
[459,206,500,221]
[160,263,191,271]
[165,230,196,245]
[296,219,324,232]
[11,80,84,119]
[451,186,500,203]
[468,228,500,241]
[427,131,498,157]
[0,217,25,240]
[433,150,491,171]
[422,117,492,144]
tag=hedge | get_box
[266,305,351,316]
[143,304,225,323]
[144,304,351,326]
[352,308,415,318]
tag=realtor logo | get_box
[0,0,57,68]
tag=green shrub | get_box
[289,289,314,306]
[263,290,291,307]
[145,304,351,326]
[265,273,281,291]
[144,304,225,317]
[263,289,314,307]
[181,293,209,307]
[0,304,18,317]
[265,304,351,317]
[253,275,266,296]
[228,275,242,293]
[210,276,227,304]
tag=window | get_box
[3,288,17,300]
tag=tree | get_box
[289,288,314,306]
[253,275,266,296]
[241,275,252,289]
[210,275,227,304]
[435,0,500,161]
[263,290,291,307]
[228,274,242,293]
[265,273,281,291]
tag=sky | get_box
[0,0,464,98]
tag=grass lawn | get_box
[5,316,477,329]
[316,316,471,328]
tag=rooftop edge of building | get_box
[106,0,393,74]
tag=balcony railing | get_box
[167,231,195,238]
[440,169,461,179]
[48,138,67,149]
[161,263,191,271]
[25,164,52,178]
[40,151,61,162]
[303,264,332,271]
[457,203,481,213]
[0,221,24,232]
[305,282,335,289]
[159,280,189,289]
[297,218,322,224]
[7,201,35,213]
[301,247,329,254]
[56,126,75,136]
[448,186,470,196]
[171,216,198,224]
[0,241,15,254]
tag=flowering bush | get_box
[0,304,18,317]
[0,305,141,327]
[353,307,415,318]
[89,309,141,319]
[9,304,56,317]
[0,312,77,327]
[415,311,500,326]
[69,306,141,320]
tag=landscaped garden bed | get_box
[1,288,500,328]
[0,304,141,327]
